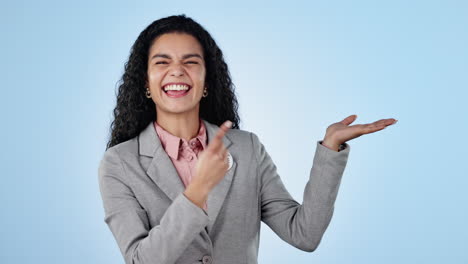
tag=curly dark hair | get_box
[105,14,241,150]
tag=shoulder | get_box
[202,119,255,146]
[98,136,139,174]
[105,136,139,158]
[225,126,262,143]
[223,126,264,148]
[223,128,264,161]
[225,127,253,141]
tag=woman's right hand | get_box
[192,120,232,193]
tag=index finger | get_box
[371,118,397,127]
[208,120,232,152]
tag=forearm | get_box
[299,141,350,247]
[120,193,209,264]
[99,148,210,264]
[257,137,350,252]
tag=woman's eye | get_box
[155,61,197,65]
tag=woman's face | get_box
[146,32,206,117]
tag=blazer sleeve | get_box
[98,147,209,264]
[251,132,350,252]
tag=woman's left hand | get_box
[322,115,398,151]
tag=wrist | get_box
[184,181,211,208]
[321,138,340,152]
[191,178,212,194]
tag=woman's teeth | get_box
[163,84,190,92]
[163,84,191,98]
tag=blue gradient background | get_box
[1,1,467,263]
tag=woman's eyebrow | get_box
[151,53,203,60]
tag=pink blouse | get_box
[154,119,208,211]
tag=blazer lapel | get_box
[138,119,237,234]
[139,121,185,201]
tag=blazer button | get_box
[202,255,212,264]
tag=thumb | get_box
[341,114,357,126]
[223,120,233,129]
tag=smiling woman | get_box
[104,14,240,150]
[98,13,395,264]
[145,33,206,115]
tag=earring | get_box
[202,87,208,97]
[145,87,151,98]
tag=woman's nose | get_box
[169,63,185,76]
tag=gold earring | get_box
[202,87,208,97]
[145,87,151,98]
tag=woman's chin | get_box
[157,103,201,116]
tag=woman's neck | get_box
[156,111,201,142]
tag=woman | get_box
[98,14,397,264]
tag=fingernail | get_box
[224,120,232,128]
[394,119,398,124]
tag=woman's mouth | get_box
[162,84,192,98]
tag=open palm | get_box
[324,115,398,148]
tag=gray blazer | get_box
[98,119,350,264]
